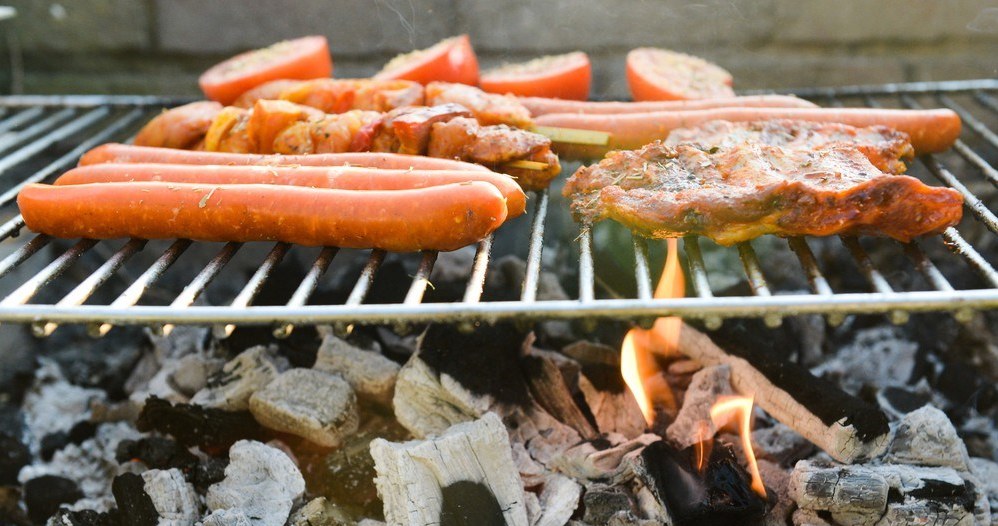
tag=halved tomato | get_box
[626,48,734,101]
[199,36,333,105]
[373,35,478,86]
[480,52,591,100]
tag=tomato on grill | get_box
[374,35,479,86]
[626,47,734,101]
[480,52,591,100]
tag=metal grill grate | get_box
[0,80,995,337]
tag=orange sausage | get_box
[134,101,224,149]
[54,163,527,218]
[18,181,507,252]
[534,107,962,159]
[519,94,817,116]
[79,143,492,173]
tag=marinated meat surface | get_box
[425,82,533,128]
[564,140,963,245]
[428,117,560,190]
[666,119,915,174]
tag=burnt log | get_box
[562,341,647,439]
[673,325,890,463]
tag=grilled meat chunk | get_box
[428,117,559,190]
[425,81,533,128]
[665,119,915,174]
[564,140,962,245]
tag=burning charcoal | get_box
[874,385,933,421]
[666,365,733,449]
[206,440,305,526]
[634,440,767,526]
[356,521,386,526]
[756,460,793,526]
[788,461,889,515]
[581,483,637,525]
[116,436,198,472]
[751,423,815,468]
[288,497,352,526]
[249,369,359,448]
[24,475,84,524]
[0,433,30,485]
[791,509,835,526]
[313,336,400,405]
[526,474,582,526]
[884,405,970,471]
[136,397,264,451]
[561,341,646,439]
[40,431,71,461]
[191,345,289,411]
[552,433,660,482]
[520,347,599,440]
[22,361,105,452]
[676,325,890,463]
[811,326,918,397]
[370,412,528,526]
[138,469,200,526]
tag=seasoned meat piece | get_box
[135,101,222,149]
[564,141,963,245]
[425,82,533,128]
[428,117,560,190]
[666,119,915,174]
[374,103,472,155]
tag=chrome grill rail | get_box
[0,79,996,335]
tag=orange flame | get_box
[710,395,767,498]
[621,238,685,426]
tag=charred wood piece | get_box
[675,325,890,463]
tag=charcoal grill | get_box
[0,79,995,337]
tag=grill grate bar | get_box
[0,216,25,243]
[0,107,109,177]
[0,233,49,280]
[950,141,998,188]
[841,236,908,324]
[0,108,146,207]
[404,251,438,305]
[632,235,653,301]
[274,246,338,338]
[920,154,998,234]
[0,108,76,155]
[682,236,721,329]
[90,239,192,337]
[347,249,386,306]
[158,242,240,336]
[937,94,998,151]
[787,237,842,325]
[0,239,98,307]
[462,236,493,304]
[973,91,998,117]
[520,190,549,303]
[32,238,147,337]
[900,241,954,292]
[214,242,290,339]
[941,227,998,288]
[0,107,44,135]
[737,241,782,328]
[578,227,595,302]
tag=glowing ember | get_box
[620,238,685,426]
[710,395,767,498]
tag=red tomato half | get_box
[626,48,734,101]
[480,52,592,100]
[373,35,479,86]
[199,36,333,105]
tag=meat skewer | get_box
[134,100,561,191]
[563,139,963,245]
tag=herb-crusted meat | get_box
[564,140,962,245]
[665,119,915,175]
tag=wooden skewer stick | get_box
[503,160,550,170]
[532,125,612,146]
[670,324,890,464]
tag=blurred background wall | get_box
[0,0,995,97]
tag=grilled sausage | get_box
[18,181,508,252]
[79,143,492,172]
[535,107,962,159]
[54,163,527,218]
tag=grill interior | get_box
[0,80,995,337]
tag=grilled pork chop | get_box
[665,119,915,175]
[564,140,962,245]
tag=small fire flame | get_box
[621,238,685,426]
[710,396,767,498]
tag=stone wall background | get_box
[0,0,995,97]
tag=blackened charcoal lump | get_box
[48,509,120,526]
[111,473,159,526]
[116,436,198,471]
[0,433,30,486]
[136,396,264,451]
[23,475,84,524]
